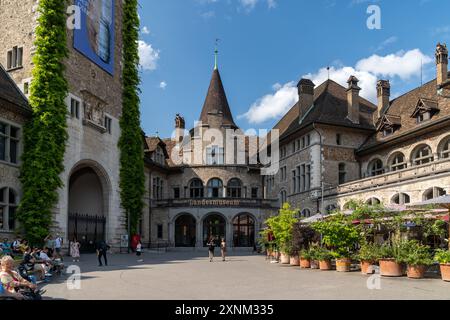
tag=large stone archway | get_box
[67,161,111,253]
[174,213,197,247]
[202,213,227,247]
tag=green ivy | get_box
[119,0,145,235]
[18,0,69,245]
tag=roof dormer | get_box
[411,98,439,123]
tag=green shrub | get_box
[400,240,433,266]
[357,242,380,262]
[434,250,450,264]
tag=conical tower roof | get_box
[199,68,237,128]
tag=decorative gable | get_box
[411,98,439,119]
[377,114,401,136]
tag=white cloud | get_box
[267,0,277,9]
[240,49,433,124]
[159,81,167,89]
[239,0,277,11]
[138,40,160,71]
[141,26,150,35]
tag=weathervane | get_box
[214,38,220,70]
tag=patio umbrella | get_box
[409,195,450,249]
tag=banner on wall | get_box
[74,0,115,75]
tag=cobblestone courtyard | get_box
[41,251,450,300]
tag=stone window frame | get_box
[67,93,82,121]
[368,158,384,177]
[0,187,17,231]
[338,163,346,185]
[301,208,312,218]
[104,115,112,134]
[391,193,411,205]
[366,197,381,206]
[226,178,243,199]
[189,179,204,199]
[439,137,450,159]
[279,190,287,206]
[0,120,20,165]
[423,187,446,201]
[412,145,434,166]
[152,177,164,200]
[389,152,407,172]
[6,46,23,71]
[207,178,224,199]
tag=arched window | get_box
[207,178,223,198]
[233,214,255,247]
[389,153,407,172]
[440,138,450,159]
[366,197,381,206]
[325,204,338,215]
[189,179,204,199]
[368,159,384,177]
[412,145,434,166]
[279,190,287,208]
[0,187,17,231]
[227,179,242,198]
[423,187,446,201]
[338,163,346,185]
[391,193,411,205]
[301,209,312,218]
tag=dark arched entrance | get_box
[233,214,255,247]
[175,214,196,247]
[68,166,107,253]
[203,214,226,246]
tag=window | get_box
[227,179,242,198]
[153,147,165,165]
[417,112,431,124]
[70,98,80,119]
[368,159,384,177]
[306,134,311,147]
[0,188,17,230]
[189,179,204,199]
[206,146,224,165]
[0,122,20,164]
[440,138,450,159]
[423,187,446,201]
[383,127,394,137]
[23,82,29,95]
[301,209,312,218]
[413,145,434,166]
[301,137,306,149]
[325,204,338,215]
[391,193,411,205]
[251,188,258,199]
[173,187,180,199]
[207,179,223,198]
[233,214,255,247]
[366,198,381,206]
[6,47,23,70]
[152,177,163,200]
[336,134,342,146]
[339,163,346,185]
[279,190,287,207]
[292,170,297,193]
[280,167,287,182]
[390,153,407,172]
[105,116,112,134]
[157,224,163,239]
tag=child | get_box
[136,241,143,262]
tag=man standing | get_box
[96,240,110,267]
[54,234,63,260]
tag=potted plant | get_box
[316,247,334,271]
[357,242,380,275]
[378,239,406,277]
[434,250,450,282]
[401,240,433,279]
[299,249,312,269]
[309,246,320,269]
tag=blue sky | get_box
[137,0,450,138]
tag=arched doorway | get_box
[68,165,108,253]
[203,214,226,247]
[233,214,255,247]
[175,214,196,247]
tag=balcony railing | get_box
[151,198,279,209]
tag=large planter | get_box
[407,265,427,279]
[440,264,450,282]
[300,258,311,269]
[290,256,300,266]
[360,261,374,275]
[310,260,319,269]
[319,260,332,271]
[336,258,351,272]
[379,259,403,277]
[280,253,290,264]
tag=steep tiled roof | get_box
[199,69,237,128]
[274,79,377,140]
[0,64,30,111]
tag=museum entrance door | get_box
[203,214,226,247]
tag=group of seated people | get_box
[0,238,65,300]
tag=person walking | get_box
[44,235,55,258]
[207,237,216,262]
[70,238,81,262]
[136,241,143,263]
[54,234,63,261]
[96,240,110,267]
[220,238,227,262]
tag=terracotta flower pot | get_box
[336,258,351,272]
[360,261,374,275]
[440,264,450,282]
[319,260,332,271]
[379,259,403,277]
[310,260,319,269]
[280,253,290,264]
[407,265,427,279]
[290,256,300,266]
[300,258,311,269]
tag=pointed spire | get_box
[214,38,220,70]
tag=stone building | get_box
[0,0,126,251]
[143,66,278,250]
[268,42,450,216]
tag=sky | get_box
[137,0,450,138]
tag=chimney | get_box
[376,80,390,119]
[297,79,315,122]
[346,76,361,124]
[175,114,185,143]
[436,43,448,87]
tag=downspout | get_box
[312,123,324,214]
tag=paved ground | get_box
[41,251,450,300]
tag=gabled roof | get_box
[376,114,402,131]
[199,68,237,129]
[410,98,439,118]
[145,136,169,158]
[0,64,30,111]
[274,79,377,141]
